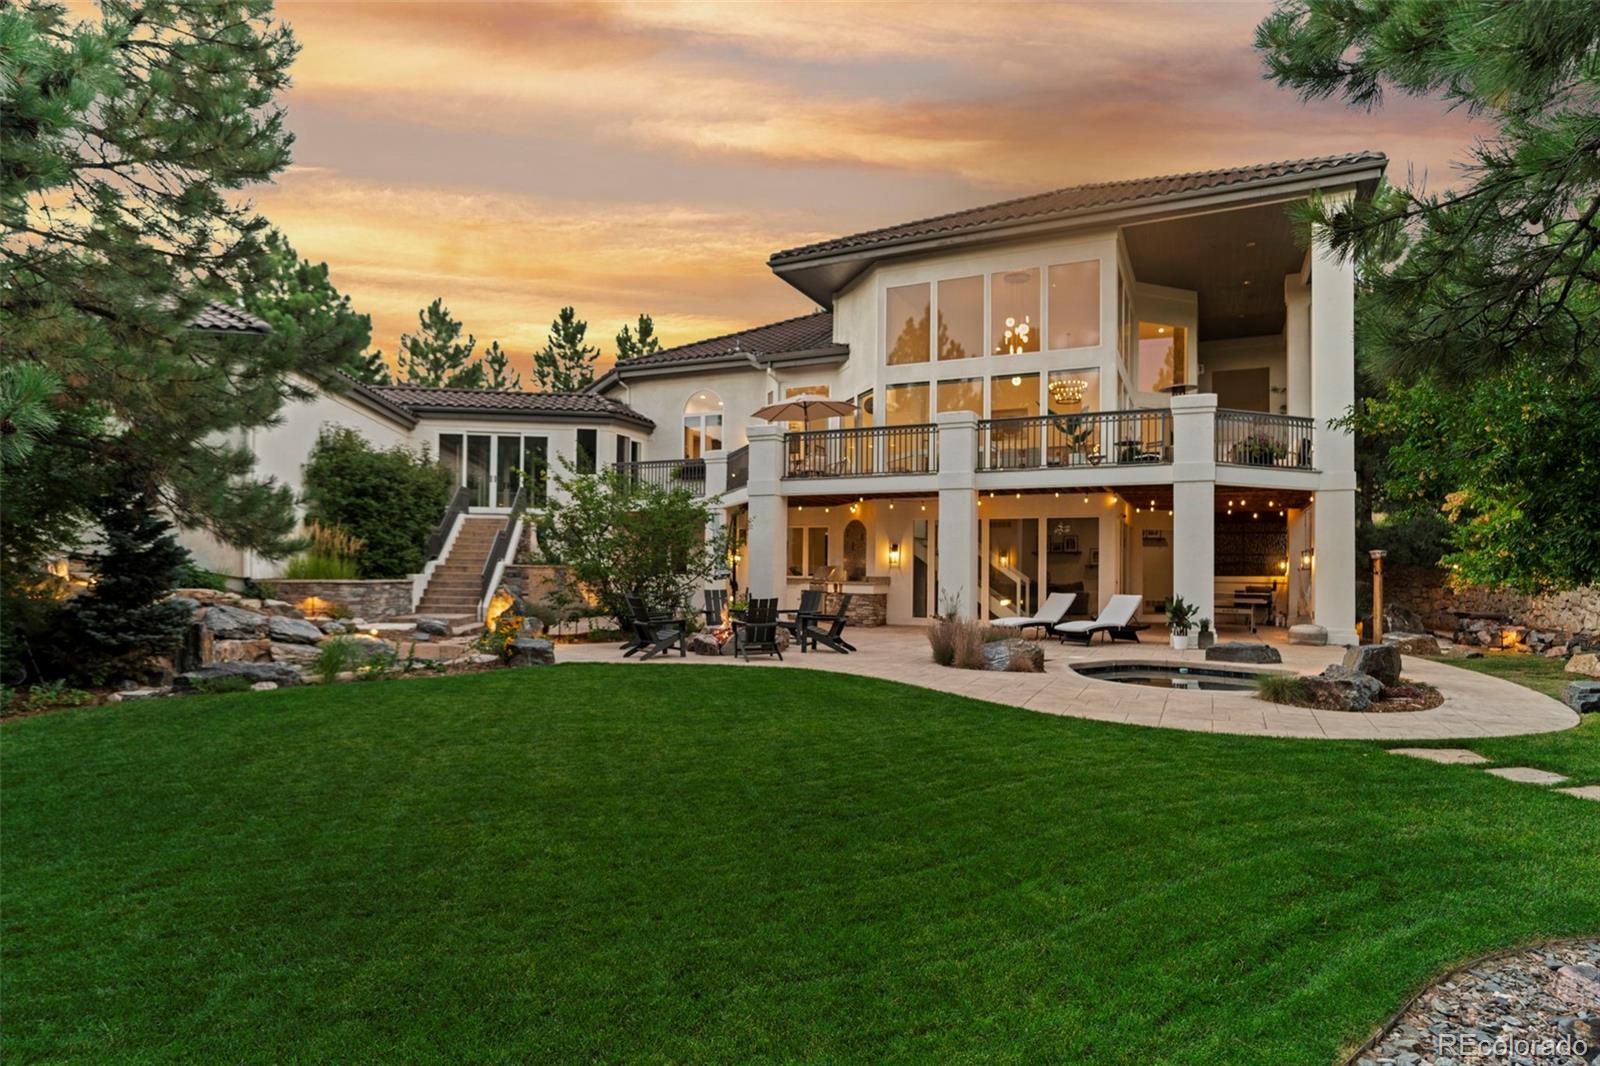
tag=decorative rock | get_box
[200,604,270,639]
[1287,623,1327,646]
[250,681,279,692]
[1205,641,1282,664]
[1564,682,1600,715]
[507,637,556,667]
[174,662,303,690]
[1552,962,1600,1007]
[320,619,353,635]
[1343,643,1403,687]
[1384,632,1442,657]
[331,635,393,659]
[464,652,501,667]
[118,687,169,700]
[1304,664,1383,711]
[1564,652,1600,678]
[211,638,271,663]
[687,632,730,657]
[413,617,452,637]
[268,615,324,645]
[980,638,1044,672]
[269,642,321,664]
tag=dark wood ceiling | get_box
[1121,202,1307,341]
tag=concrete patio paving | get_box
[560,625,1580,741]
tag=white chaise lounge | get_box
[990,592,1077,638]
[1053,594,1147,645]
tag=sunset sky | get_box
[259,1,1477,379]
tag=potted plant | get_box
[1196,617,1214,650]
[1165,595,1197,651]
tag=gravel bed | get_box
[1356,940,1599,1065]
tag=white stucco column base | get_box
[1312,488,1359,646]
[935,411,979,618]
[744,424,788,601]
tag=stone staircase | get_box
[414,516,506,619]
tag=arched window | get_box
[683,390,723,458]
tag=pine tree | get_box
[396,299,486,388]
[614,313,662,362]
[1,0,306,572]
[532,307,600,391]
[482,341,522,390]
[355,350,392,386]
[241,231,380,385]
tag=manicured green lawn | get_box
[5,665,1597,1064]
[1419,653,1599,785]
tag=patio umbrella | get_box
[750,397,858,423]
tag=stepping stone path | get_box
[1390,749,1597,799]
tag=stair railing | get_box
[478,481,529,609]
[424,485,472,561]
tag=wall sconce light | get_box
[1278,558,1288,573]
[1300,548,1314,571]
[889,542,902,569]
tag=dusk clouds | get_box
[260,1,1477,375]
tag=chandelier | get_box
[1048,376,1088,406]
[996,314,1032,354]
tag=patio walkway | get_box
[559,626,1580,741]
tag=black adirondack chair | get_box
[778,588,823,642]
[731,597,783,661]
[624,593,688,660]
[800,594,856,654]
[703,588,728,629]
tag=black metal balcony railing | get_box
[613,458,707,494]
[784,423,938,478]
[726,445,749,492]
[978,410,1172,471]
[1215,410,1315,469]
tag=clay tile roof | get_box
[187,300,272,334]
[769,152,1388,265]
[619,311,843,369]
[368,384,654,428]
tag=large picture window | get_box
[1137,323,1186,393]
[885,382,930,425]
[936,377,983,416]
[989,372,1039,419]
[1047,261,1100,349]
[885,283,930,365]
[937,275,983,361]
[683,389,723,457]
[990,268,1040,354]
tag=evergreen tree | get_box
[241,231,380,385]
[396,299,486,388]
[1,0,306,573]
[60,489,195,684]
[1257,0,1600,590]
[532,307,600,391]
[614,313,661,362]
[482,340,522,390]
[355,350,392,386]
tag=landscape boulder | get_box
[1564,652,1600,679]
[1564,682,1600,715]
[201,604,270,640]
[1384,632,1441,657]
[211,638,271,663]
[1304,664,1384,711]
[507,637,556,667]
[251,681,279,692]
[413,618,452,637]
[1206,642,1282,665]
[1287,623,1327,646]
[269,642,321,664]
[174,661,304,691]
[980,638,1044,672]
[1343,643,1402,687]
[268,615,325,645]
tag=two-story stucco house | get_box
[202,152,1379,642]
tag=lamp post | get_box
[1369,549,1388,645]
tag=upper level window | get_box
[683,390,723,457]
[885,382,930,425]
[990,373,1039,419]
[576,429,597,475]
[1137,323,1186,393]
[990,268,1040,354]
[1047,261,1100,349]
[886,283,930,364]
[1048,369,1099,414]
[936,377,982,415]
[937,276,983,360]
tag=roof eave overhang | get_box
[403,404,654,431]
[592,344,850,394]
[769,158,1389,304]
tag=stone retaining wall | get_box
[265,579,414,620]
[1384,565,1600,636]
[500,565,569,607]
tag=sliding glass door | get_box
[437,432,552,508]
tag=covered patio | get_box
[563,624,1578,741]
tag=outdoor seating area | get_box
[1054,594,1148,645]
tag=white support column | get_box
[744,424,788,601]
[1310,207,1359,645]
[935,411,979,617]
[1170,393,1217,625]
[1284,273,1312,417]
[702,449,728,499]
